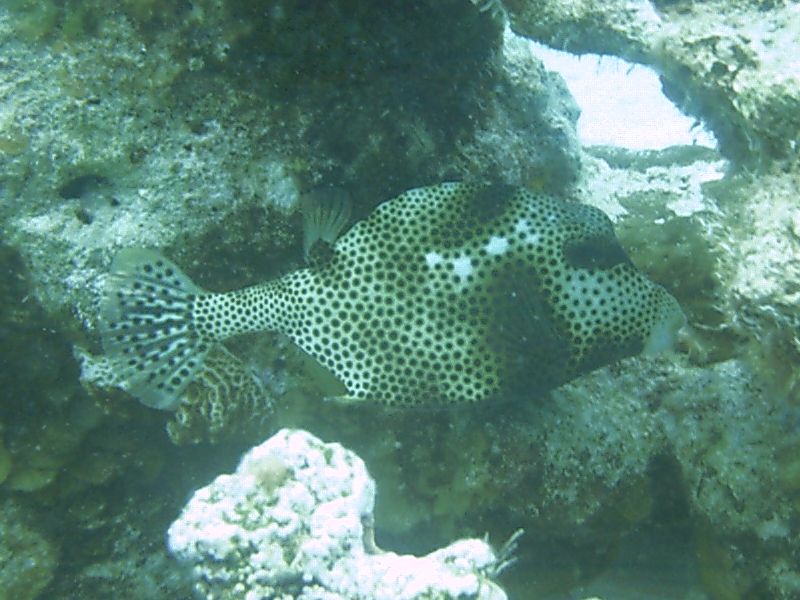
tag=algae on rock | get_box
[0,499,59,600]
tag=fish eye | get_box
[563,235,629,270]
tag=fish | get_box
[98,182,685,410]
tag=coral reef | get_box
[270,357,679,597]
[0,499,58,600]
[572,139,800,597]
[1,0,799,598]
[169,428,509,600]
[0,0,580,324]
[661,360,800,599]
[2,0,580,443]
[503,0,800,165]
[0,242,195,599]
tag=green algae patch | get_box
[0,131,29,155]
[69,450,121,486]
[5,466,60,493]
[0,500,59,600]
[4,0,60,42]
[777,440,800,497]
[695,521,752,600]
[0,441,11,485]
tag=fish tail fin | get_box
[98,248,212,410]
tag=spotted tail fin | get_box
[99,249,211,410]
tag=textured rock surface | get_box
[579,144,800,402]
[169,428,509,600]
[0,499,58,600]
[661,360,800,599]
[455,27,582,189]
[1,0,581,442]
[504,0,800,165]
[0,0,580,323]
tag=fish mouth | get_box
[642,291,687,356]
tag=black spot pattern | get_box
[99,249,210,410]
[101,183,684,409]
[192,182,683,406]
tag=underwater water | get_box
[528,42,718,151]
[1,1,800,599]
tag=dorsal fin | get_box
[301,186,352,268]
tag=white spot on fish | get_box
[484,236,508,256]
[452,255,473,278]
[425,251,444,268]
[526,233,540,246]
[514,219,529,234]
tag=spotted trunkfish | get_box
[99,182,685,410]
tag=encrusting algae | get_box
[99,182,685,410]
